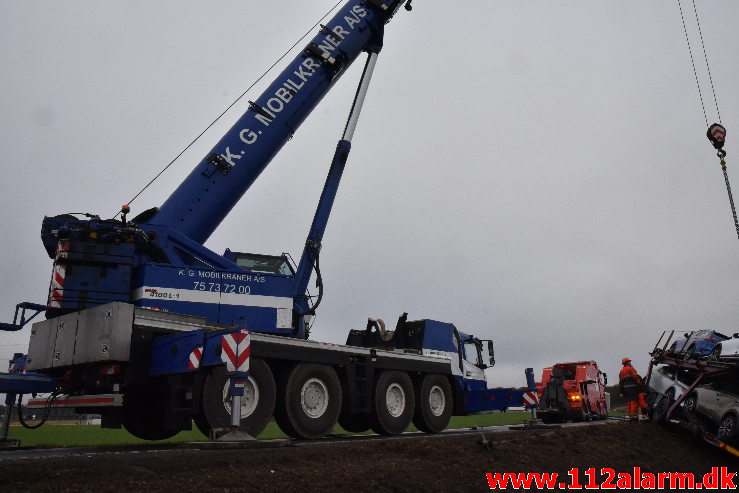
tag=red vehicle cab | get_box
[536,361,609,422]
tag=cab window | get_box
[658,367,676,380]
[463,342,481,366]
[233,253,294,275]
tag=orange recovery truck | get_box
[536,361,609,423]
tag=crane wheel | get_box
[196,357,276,438]
[274,363,342,439]
[121,382,179,441]
[371,370,415,435]
[412,373,452,433]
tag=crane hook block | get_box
[707,123,727,150]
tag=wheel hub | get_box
[719,415,736,439]
[428,385,445,417]
[301,377,329,418]
[222,376,259,418]
[385,383,406,417]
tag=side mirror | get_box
[487,341,495,366]
[603,373,608,385]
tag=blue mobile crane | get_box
[1,0,535,443]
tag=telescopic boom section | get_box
[293,52,380,310]
[147,0,408,244]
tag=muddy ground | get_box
[0,421,736,492]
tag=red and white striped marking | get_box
[98,364,121,376]
[27,394,122,408]
[188,347,204,370]
[522,391,539,406]
[710,123,727,143]
[47,241,70,308]
[221,329,250,373]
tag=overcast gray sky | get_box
[1,1,738,387]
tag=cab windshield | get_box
[233,253,294,276]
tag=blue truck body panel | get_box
[0,354,56,395]
[422,320,458,353]
[461,383,528,413]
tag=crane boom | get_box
[148,0,405,244]
[32,0,410,338]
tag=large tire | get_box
[718,413,739,443]
[274,363,341,439]
[121,383,178,441]
[412,374,452,433]
[371,370,415,436]
[196,357,276,438]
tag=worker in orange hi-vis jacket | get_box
[619,358,648,421]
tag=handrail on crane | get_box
[0,302,47,332]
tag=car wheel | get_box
[708,345,721,361]
[683,392,698,416]
[652,389,675,424]
[683,345,696,360]
[646,391,656,418]
[717,413,739,443]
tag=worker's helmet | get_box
[622,357,631,365]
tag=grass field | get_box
[5,412,532,448]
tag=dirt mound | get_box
[0,422,735,492]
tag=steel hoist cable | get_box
[118,1,345,217]
[710,138,739,240]
[677,0,709,126]
[691,0,722,125]
[719,153,739,239]
[677,0,738,239]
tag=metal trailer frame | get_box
[646,330,739,458]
